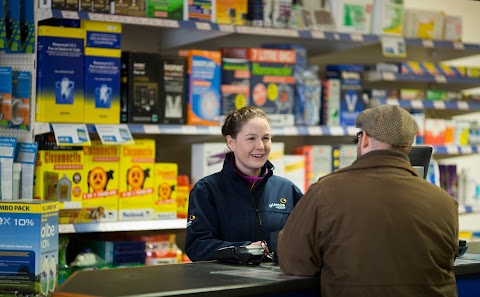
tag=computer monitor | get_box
[408,146,433,179]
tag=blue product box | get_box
[326,65,365,127]
[0,200,59,296]
[36,26,85,123]
[0,67,12,127]
[0,137,17,200]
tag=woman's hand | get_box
[249,241,269,253]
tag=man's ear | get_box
[362,132,369,148]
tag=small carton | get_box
[0,200,59,297]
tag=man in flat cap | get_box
[278,105,459,297]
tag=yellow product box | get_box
[119,140,156,221]
[215,0,247,25]
[36,26,85,123]
[81,141,120,222]
[154,163,178,219]
[82,21,122,124]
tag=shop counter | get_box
[54,244,480,297]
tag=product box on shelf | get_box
[331,0,373,33]
[277,154,305,193]
[118,139,156,221]
[293,145,333,191]
[220,57,250,115]
[153,163,178,219]
[0,200,59,297]
[0,66,12,127]
[325,64,365,127]
[36,26,85,123]
[14,142,38,200]
[0,137,17,200]
[64,0,80,10]
[403,8,445,40]
[82,20,122,124]
[424,118,446,145]
[114,0,146,16]
[214,0,247,25]
[444,15,462,42]
[371,0,404,35]
[248,48,296,126]
[11,71,31,129]
[80,0,110,13]
[80,140,120,222]
[191,143,227,184]
[146,0,184,20]
[187,0,213,21]
[159,56,187,124]
[121,52,162,123]
[185,50,222,126]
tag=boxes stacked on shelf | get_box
[36,26,85,123]
[153,163,178,219]
[299,0,335,31]
[0,200,59,297]
[191,142,227,184]
[82,20,122,124]
[277,155,305,193]
[81,140,120,222]
[323,65,365,127]
[118,139,156,221]
[185,50,222,126]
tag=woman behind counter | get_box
[185,106,303,261]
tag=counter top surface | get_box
[53,261,319,297]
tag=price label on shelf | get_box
[434,75,447,83]
[382,72,396,81]
[386,99,400,106]
[453,42,465,51]
[219,24,235,33]
[433,101,446,109]
[457,101,469,110]
[422,39,435,48]
[307,126,323,135]
[95,124,134,145]
[350,33,364,42]
[311,31,325,39]
[446,145,459,155]
[143,125,161,134]
[61,10,79,19]
[461,146,473,154]
[196,22,212,31]
[52,124,91,146]
[411,100,424,110]
[381,36,406,58]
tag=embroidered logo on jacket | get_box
[269,198,287,210]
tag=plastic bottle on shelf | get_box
[41,255,49,295]
[49,255,56,293]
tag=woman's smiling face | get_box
[227,117,271,177]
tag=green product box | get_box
[146,0,184,20]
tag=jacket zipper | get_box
[254,191,262,241]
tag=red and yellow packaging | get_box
[81,140,120,222]
[154,163,178,219]
[118,139,156,221]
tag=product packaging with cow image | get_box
[82,20,122,124]
[36,26,85,123]
[119,140,156,221]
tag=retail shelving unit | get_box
[21,8,480,234]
